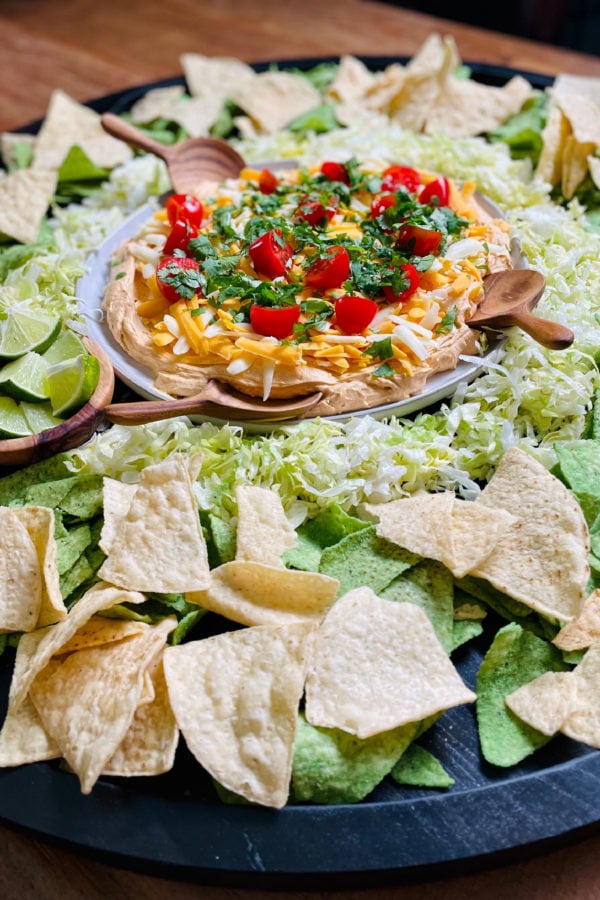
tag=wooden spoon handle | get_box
[507,310,574,350]
[101,113,171,162]
[104,396,211,426]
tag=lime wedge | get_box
[42,329,87,365]
[0,352,50,402]
[0,396,33,438]
[45,353,100,417]
[0,308,62,359]
[21,401,63,433]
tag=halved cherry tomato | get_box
[166,193,204,227]
[382,262,420,303]
[156,256,201,304]
[258,168,278,194]
[320,161,350,184]
[419,176,450,206]
[294,195,336,226]
[381,165,421,193]
[163,218,199,255]
[397,224,443,256]
[370,193,397,220]
[250,304,301,339]
[305,246,350,291]
[334,295,378,334]
[248,229,293,279]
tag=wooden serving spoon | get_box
[103,380,323,426]
[100,113,246,191]
[469,269,574,350]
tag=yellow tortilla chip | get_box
[235,484,297,567]
[103,655,178,777]
[385,34,459,132]
[304,588,476,738]
[32,89,132,171]
[536,102,572,186]
[552,75,600,146]
[425,75,532,138]
[561,646,600,748]
[0,167,57,245]
[8,581,146,711]
[562,135,596,200]
[29,617,175,794]
[505,670,577,736]
[98,477,137,554]
[189,560,339,627]
[470,447,590,622]
[553,590,600,652]
[98,455,210,593]
[58,616,149,654]
[163,622,315,808]
[129,85,187,125]
[181,53,255,100]
[0,508,42,633]
[12,506,65,627]
[230,71,322,134]
[326,55,374,105]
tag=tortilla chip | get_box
[381,559,455,654]
[58,616,149,654]
[8,581,146,711]
[129,85,187,125]
[235,484,297,567]
[386,34,459,132]
[318,524,418,596]
[163,622,315,808]
[98,455,210,593]
[0,508,42,633]
[552,75,600,146]
[367,492,516,578]
[304,588,475,738]
[326,55,374,105]
[98,477,137,554]
[30,617,175,793]
[181,52,255,100]
[470,447,590,622]
[32,90,132,171]
[560,645,600,748]
[0,167,57,244]
[12,506,66,627]
[562,135,596,199]
[230,71,322,134]
[103,655,178,777]
[189,560,338,626]
[1,132,36,170]
[391,743,455,788]
[553,590,600,651]
[536,102,571,186]
[504,670,577,736]
[425,75,532,138]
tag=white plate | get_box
[76,191,520,432]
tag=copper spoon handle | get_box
[101,113,173,162]
[501,310,575,350]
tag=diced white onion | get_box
[227,355,254,374]
[392,323,430,360]
[262,360,275,400]
[141,263,155,280]
[320,334,367,344]
[173,336,190,355]
[389,316,433,339]
[420,302,440,330]
[131,244,161,264]
[445,238,484,261]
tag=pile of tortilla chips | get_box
[0,439,598,807]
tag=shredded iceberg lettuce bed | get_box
[26,118,599,518]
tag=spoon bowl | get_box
[101,113,246,192]
[470,269,574,350]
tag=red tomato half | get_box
[397,224,443,256]
[166,193,204,227]
[163,219,200,255]
[381,165,421,193]
[250,304,301,339]
[305,246,350,291]
[294,195,336,226]
[419,176,450,206]
[258,168,278,194]
[248,229,293,279]
[156,256,201,304]
[320,161,350,184]
[382,263,420,303]
[334,295,378,334]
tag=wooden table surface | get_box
[2,1,600,897]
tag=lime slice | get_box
[42,329,87,365]
[0,308,62,359]
[21,401,63,434]
[0,352,50,402]
[45,352,100,417]
[0,396,33,438]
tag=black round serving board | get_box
[2,59,598,889]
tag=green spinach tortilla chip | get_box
[391,743,455,788]
[284,502,370,571]
[476,622,570,767]
[553,441,600,527]
[291,711,422,804]
[0,453,73,507]
[55,523,92,576]
[381,559,455,654]
[318,525,418,596]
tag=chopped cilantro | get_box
[436,307,457,334]
[363,337,393,362]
